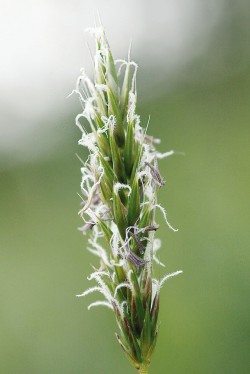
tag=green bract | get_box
[74,27,182,373]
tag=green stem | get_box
[139,363,148,374]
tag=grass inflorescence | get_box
[73,26,182,373]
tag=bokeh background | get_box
[1,1,250,373]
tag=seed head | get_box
[74,26,182,372]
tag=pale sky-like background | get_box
[0,0,224,160]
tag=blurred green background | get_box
[1,2,250,373]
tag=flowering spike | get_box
[74,26,182,373]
